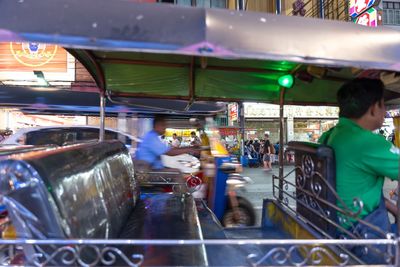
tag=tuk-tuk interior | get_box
[1,1,400,266]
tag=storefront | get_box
[244,103,339,143]
[164,128,198,146]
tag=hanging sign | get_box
[349,0,379,19]
[353,7,378,27]
[228,103,238,122]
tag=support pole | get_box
[236,0,244,10]
[391,118,400,234]
[99,93,106,142]
[319,0,325,19]
[275,0,282,14]
[239,102,245,157]
[278,87,286,201]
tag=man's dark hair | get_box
[337,78,384,118]
[190,131,196,135]
[153,115,167,128]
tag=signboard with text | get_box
[219,127,239,136]
[228,103,238,122]
[349,0,379,19]
[0,42,68,72]
[353,7,378,27]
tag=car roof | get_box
[1,125,141,144]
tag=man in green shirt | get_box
[319,78,399,262]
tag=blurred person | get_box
[263,134,272,171]
[160,135,169,146]
[190,131,201,146]
[171,133,181,147]
[274,141,280,163]
[136,115,198,170]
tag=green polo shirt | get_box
[319,117,400,228]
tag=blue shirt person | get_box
[136,115,199,170]
[136,130,170,169]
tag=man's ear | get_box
[369,102,379,117]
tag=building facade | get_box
[243,103,338,143]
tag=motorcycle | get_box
[162,150,256,228]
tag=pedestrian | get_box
[274,141,280,164]
[263,134,272,171]
[171,133,180,147]
[190,131,201,146]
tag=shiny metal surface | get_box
[0,238,395,266]
[0,141,138,239]
[119,193,207,266]
[1,1,400,71]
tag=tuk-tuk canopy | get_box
[1,0,400,105]
[0,85,225,115]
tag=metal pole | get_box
[319,0,325,19]
[278,87,286,201]
[275,0,282,14]
[397,144,400,234]
[236,0,244,10]
[239,102,245,157]
[99,93,106,141]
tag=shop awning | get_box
[1,1,400,105]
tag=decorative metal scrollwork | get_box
[247,245,349,267]
[301,155,314,178]
[28,245,144,267]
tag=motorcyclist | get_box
[136,115,199,171]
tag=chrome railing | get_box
[0,238,398,266]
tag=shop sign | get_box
[353,7,378,27]
[349,0,379,19]
[228,103,238,122]
[0,42,68,72]
[219,127,239,136]
[165,128,197,137]
[244,103,339,118]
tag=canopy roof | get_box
[1,0,400,105]
[0,85,225,115]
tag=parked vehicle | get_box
[1,126,140,155]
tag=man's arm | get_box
[166,146,199,156]
[363,135,400,180]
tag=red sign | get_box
[228,103,238,122]
[219,127,239,136]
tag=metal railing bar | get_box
[272,174,389,237]
[0,239,396,246]
[279,188,390,243]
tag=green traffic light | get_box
[278,74,294,88]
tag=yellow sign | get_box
[165,128,197,137]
